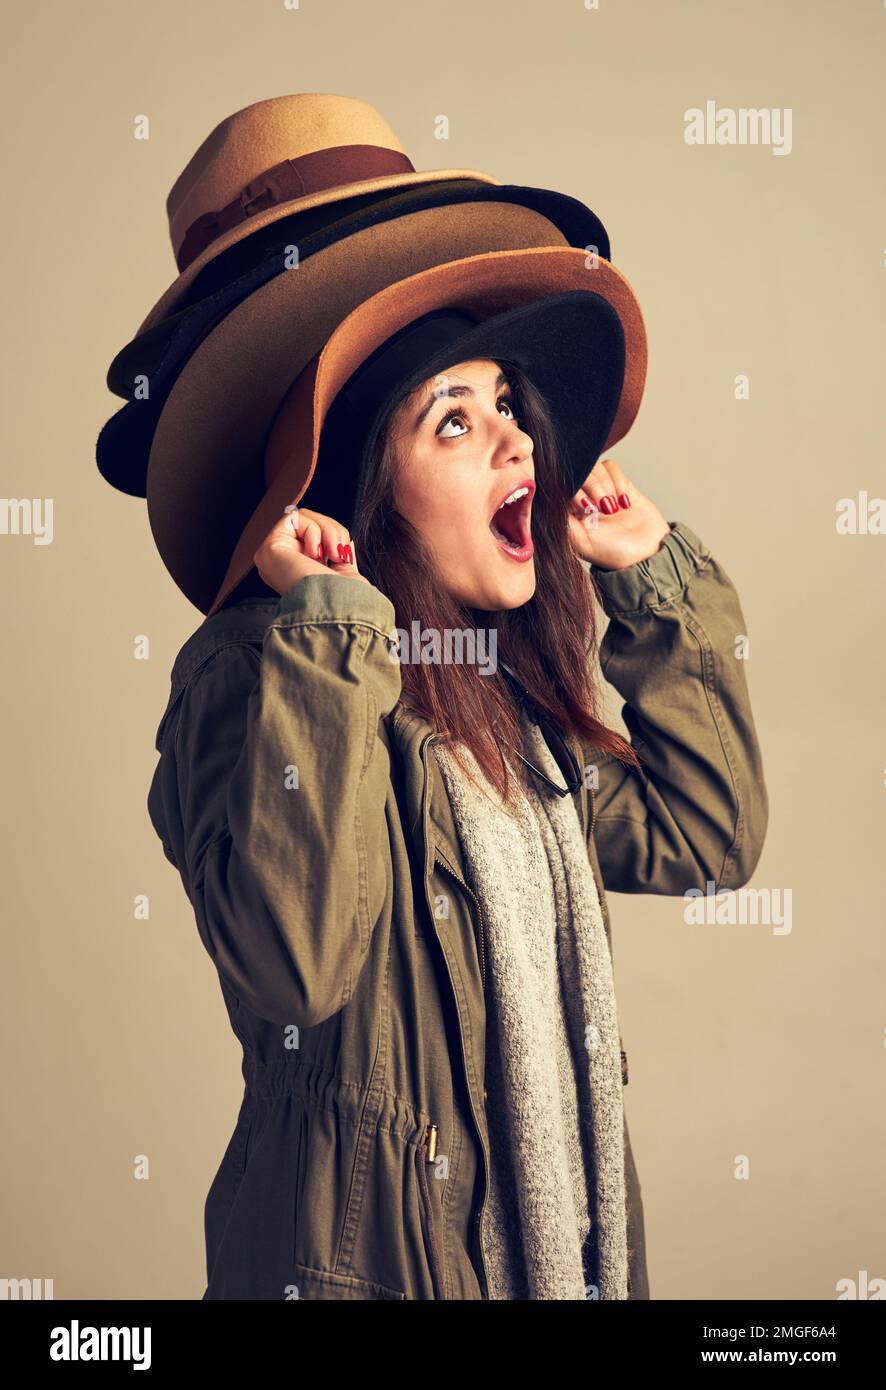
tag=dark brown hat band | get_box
[177,144,416,272]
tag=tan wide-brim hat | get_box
[134,91,504,338]
[145,243,647,616]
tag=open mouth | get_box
[489,482,535,559]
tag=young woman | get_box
[148,317,768,1301]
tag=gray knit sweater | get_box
[433,710,629,1300]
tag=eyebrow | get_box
[413,369,510,430]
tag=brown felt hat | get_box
[133,91,504,338]
[145,244,647,616]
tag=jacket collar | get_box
[387,703,463,878]
[386,703,589,876]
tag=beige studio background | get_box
[2,0,884,1300]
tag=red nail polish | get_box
[317,544,324,559]
[600,495,618,515]
[617,493,631,509]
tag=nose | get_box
[493,413,533,467]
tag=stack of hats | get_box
[96,92,648,616]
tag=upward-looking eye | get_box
[436,394,517,439]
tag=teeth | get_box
[490,485,531,551]
[490,520,523,549]
[497,486,529,510]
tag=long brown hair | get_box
[352,359,641,808]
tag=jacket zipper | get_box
[421,737,492,1297]
[417,1122,447,1299]
[431,849,492,1294]
[434,851,487,993]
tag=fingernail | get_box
[600,495,618,515]
[317,544,324,559]
[579,495,595,512]
[617,493,631,509]
[338,543,353,564]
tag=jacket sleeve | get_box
[583,521,768,895]
[149,573,402,1028]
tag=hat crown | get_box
[167,93,410,262]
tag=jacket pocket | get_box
[203,1100,254,1283]
[287,1263,406,1300]
[222,1099,254,1200]
[415,1123,447,1299]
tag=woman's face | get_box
[388,358,537,611]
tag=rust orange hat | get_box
[144,245,647,615]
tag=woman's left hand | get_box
[567,456,671,570]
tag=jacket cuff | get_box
[589,521,712,613]
[273,572,397,636]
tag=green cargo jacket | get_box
[147,520,768,1300]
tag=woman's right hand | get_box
[253,504,369,595]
